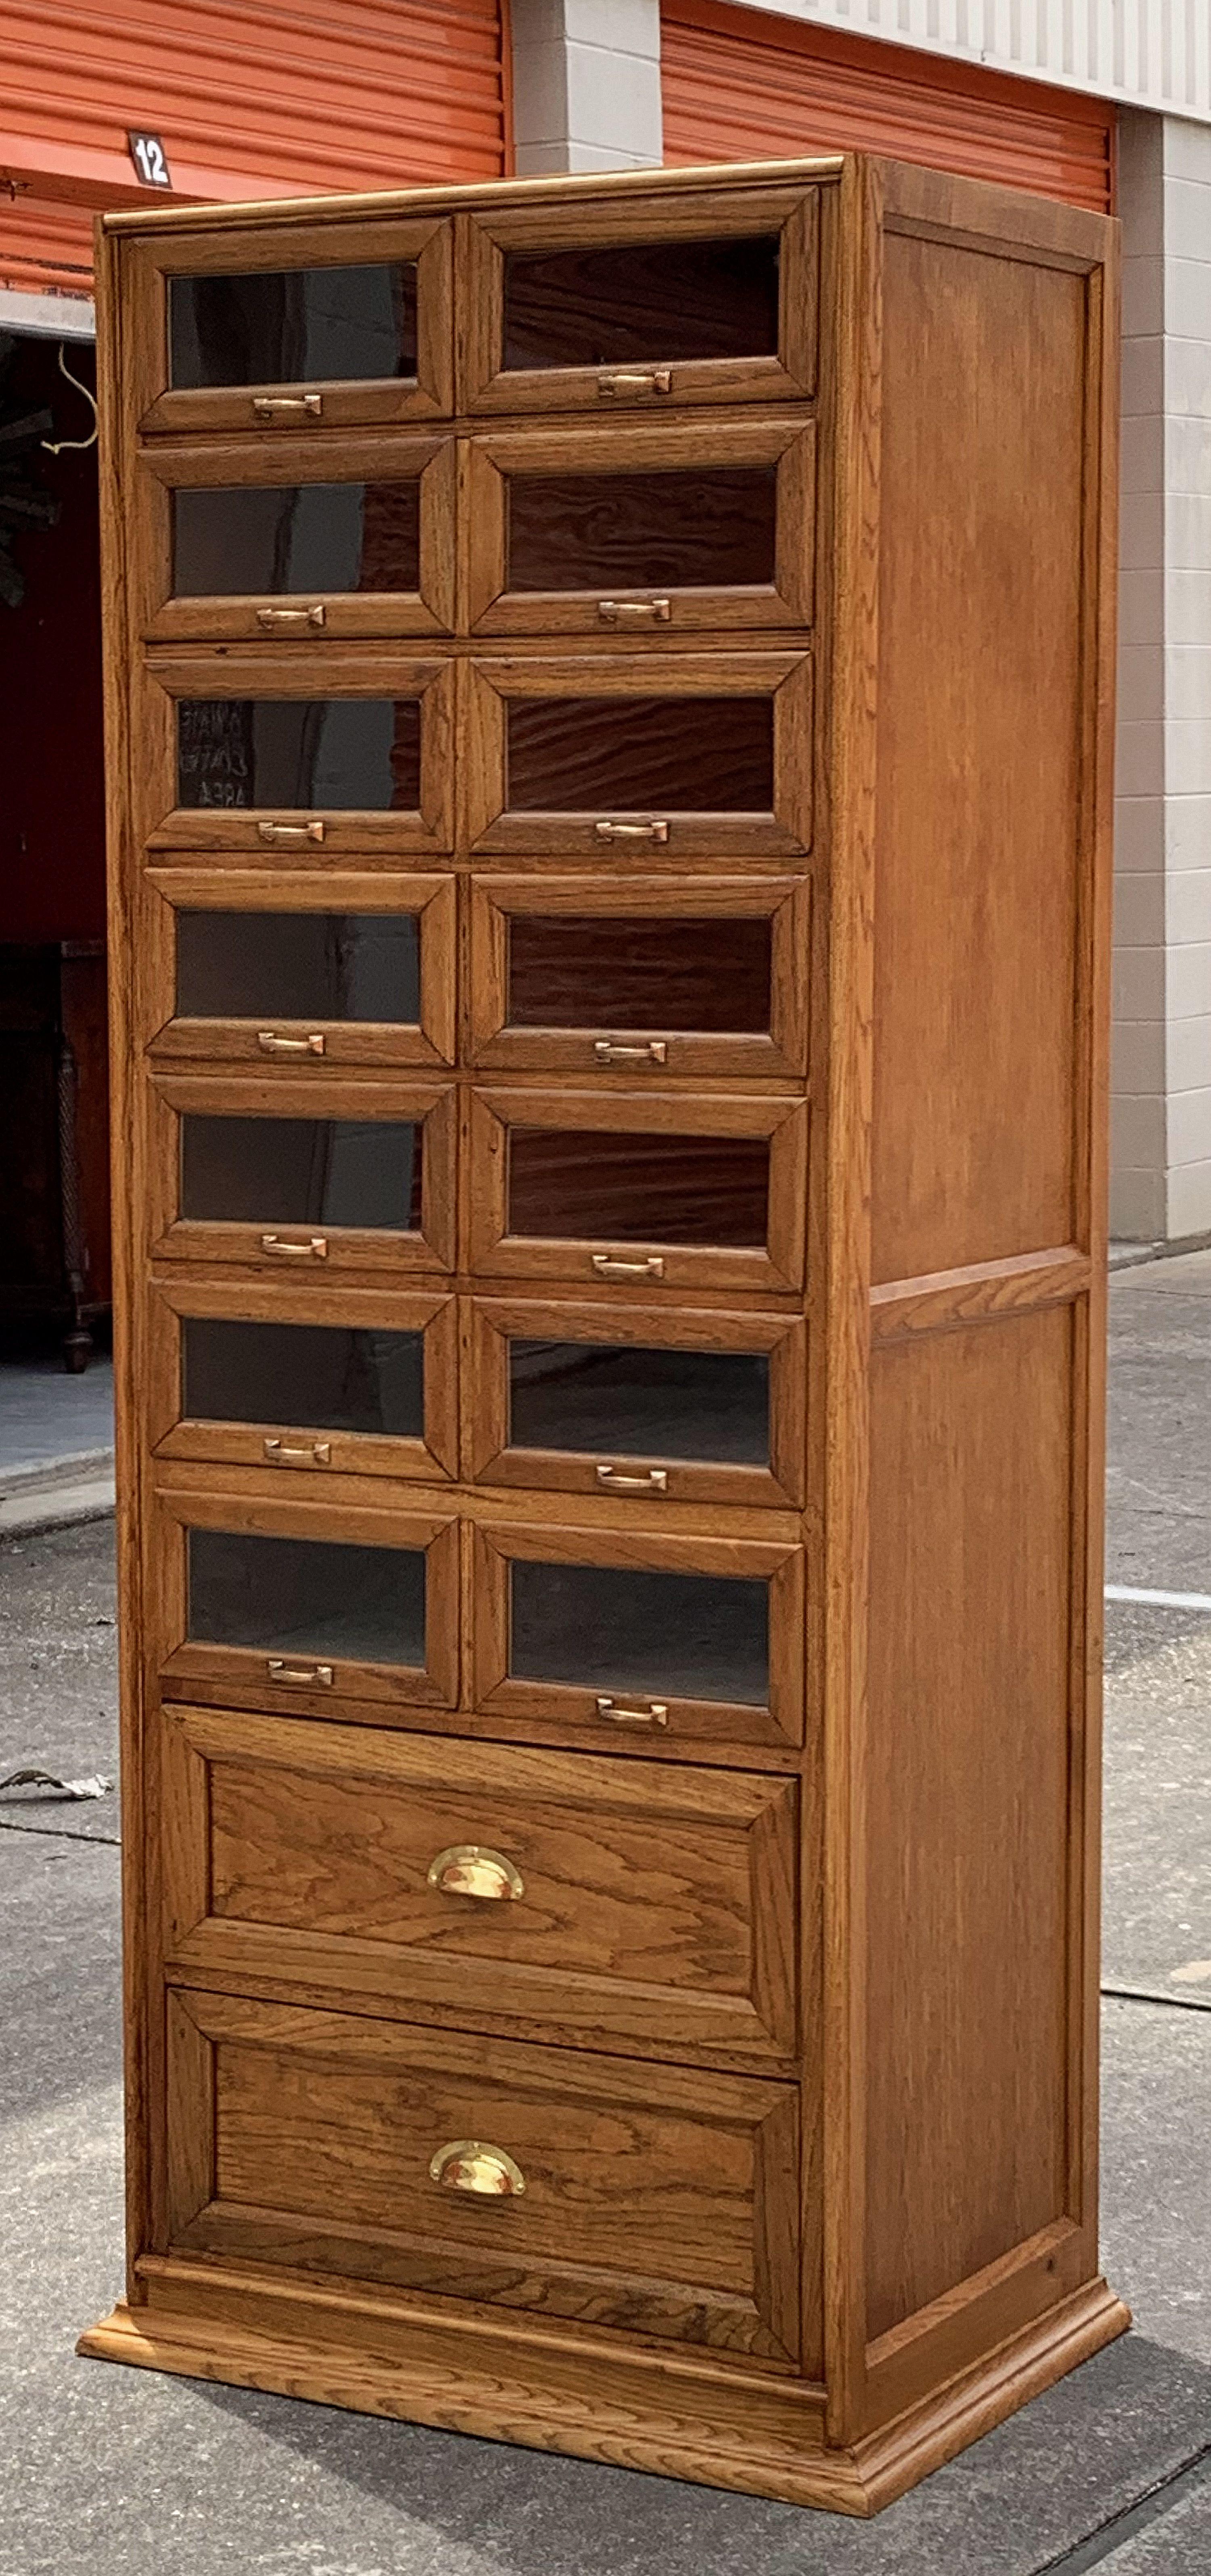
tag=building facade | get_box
[2,0,1207,1245]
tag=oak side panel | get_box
[864,1306,1074,2342]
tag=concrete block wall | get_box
[511,0,662,176]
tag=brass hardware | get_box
[593,1038,667,1067]
[596,1695,669,1728]
[591,1253,664,1281]
[260,1233,329,1260]
[593,819,669,845]
[256,1030,326,1057]
[263,1437,332,1467]
[595,1464,668,1494]
[251,393,323,420]
[255,603,327,630]
[427,1845,524,1902]
[597,368,672,400]
[430,2139,526,2197]
[256,820,325,846]
[597,597,671,626]
[267,1659,333,1687]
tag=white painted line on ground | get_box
[1105,1583,1211,1612]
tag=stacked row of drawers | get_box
[117,181,825,2381]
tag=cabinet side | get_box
[859,164,1123,2438]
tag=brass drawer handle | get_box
[593,1038,667,1067]
[597,368,671,400]
[597,597,671,625]
[593,819,669,845]
[591,1253,664,1281]
[256,820,325,845]
[263,1437,332,1467]
[596,1695,668,1728]
[252,393,323,420]
[267,1658,333,1686]
[260,1233,328,1260]
[595,1464,668,1494]
[430,2139,526,2197]
[427,1845,524,1902]
[255,604,326,630]
[257,1030,326,1056]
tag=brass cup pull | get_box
[591,1252,664,1282]
[252,393,323,420]
[267,1658,333,1687]
[596,1695,669,1728]
[597,597,671,626]
[429,2139,526,2198]
[255,603,326,630]
[263,1437,332,1467]
[257,1030,326,1057]
[427,1845,524,1902]
[597,368,672,400]
[257,820,325,846]
[593,1039,667,1067]
[595,1464,668,1494]
[593,819,669,845]
[260,1233,328,1260]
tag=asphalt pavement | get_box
[0,1255,1208,2574]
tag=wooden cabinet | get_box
[82,156,1125,2514]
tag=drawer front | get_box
[163,1708,799,2063]
[167,1990,802,2364]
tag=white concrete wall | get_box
[511,0,662,176]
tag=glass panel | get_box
[176,699,420,810]
[502,239,780,372]
[170,264,418,390]
[508,1130,768,1248]
[189,1529,426,1666]
[508,915,771,1034]
[176,912,421,1024]
[510,1560,769,1705]
[507,467,777,594]
[172,482,420,598]
[184,1319,425,1438]
[509,1340,769,1468]
[180,1116,423,1230]
[506,697,772,814]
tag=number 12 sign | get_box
[128,131,172,189]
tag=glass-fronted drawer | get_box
[469,1088,807,1295]
[464,653,811,862]
[465,419,815,636]
[460,186,819,416]
[153,1486,459,1717]
[128,217,453,435]
[134,434,455,641]
[469,1298,805,1509]
[148,1280,457,1485]
[148,1073,456,1274]
[145,875,455,1070]
[469,876,809,1079]
[473,1521,804,1750]
[138,653,455,858]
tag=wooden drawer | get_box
[463,417,815,636]
[163,1707,799,2065]
[133,434,456,644]
[144,872,455,1072]
[151,1483,459,1720]
[458,186,818,417]
[137,650,455,861]
[166,1990,802,2364]
[467,875,809,1082]
[148,1279,457,1486]
[128,216,453,437]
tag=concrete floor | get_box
[0,1257,1208,2572]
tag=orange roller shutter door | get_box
[661,0,1114,214]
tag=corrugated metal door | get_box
[661,0,1114,213]
[0,0,508,298]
